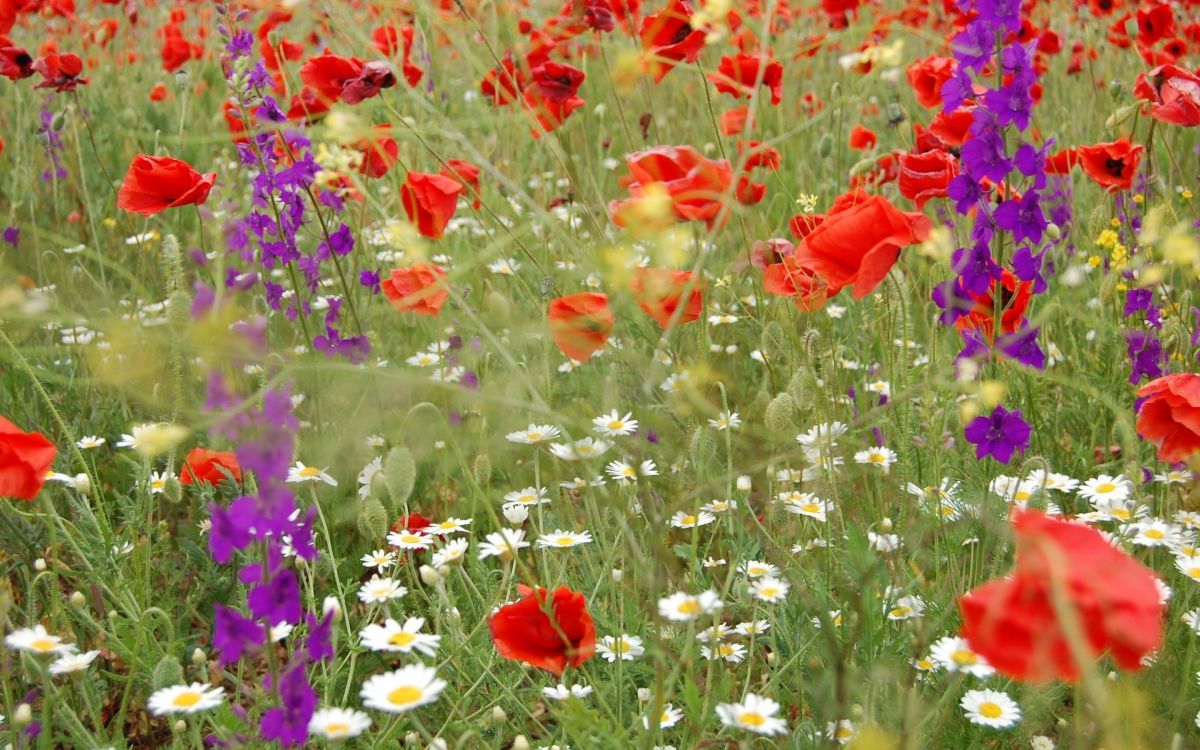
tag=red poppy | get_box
[548,293,614,362]
[848,124,877,151]
[719,106,749,135]
[708,52,783,105]
[354,126,399,179]
[390,513,432,535]
[117,154,216,216]
[960,509,1164,683]
[1075,139,1144,192]
[898,150,959,209]
[371,24,423,87]
[609,145,734,229]
[32,52,87,91]
[639,0,705,83]
[489,585,596,676]
[381,264,449,316]
[439,159,481,210]
[1135,2,1174,46]
[401,172,463,240]
[160,28,199,73]
[954,270,1032,341]
[300,51,395,105]
[630,267,703,329]
[1135,373,1200,462]
[762,254,833,312]
[0,45,32,79]
[905,55,956,109]
[530,60,585,103]
[1133,64,1200,127]
[523,85,586,138]
[792,192,931,299]
[0,416,56,501]
[480,52,526,106]
[180,447,242,486]
[149,82,169,102]
[925,105,975,148]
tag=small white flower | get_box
[542,684,593,701]
[658,591,723,621]
[308,707,372,740]
[593,410,638,437]
[715,693,788,736]
[360,664,446,713]
[960,688,1021,729]
[287,462,338,486]
[147,683,225,716]
[48,650,101,676]
[596,635,644,662]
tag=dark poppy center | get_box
[670,23,693,45]
[1105,157,1126,177]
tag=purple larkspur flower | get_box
[964,405,1031,464]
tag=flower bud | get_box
[637,688,652,702]
[490,706,507,723]
[163,476,182,504]
[1045,223,1061,241]
[880,517,893,532]
[14,704,32,728]
[817,132,833,159]
[419,565,441,586]
[172,720,186,734]
[736,475,752,492]
[437,565,451,578]
[512,735,531,750]
[1108,79,1124,101]
[611,569,623,582]
[322,596,342,622]
[34,558,46,572]
[503,503,529,526]
[73,473,91,495]
[191,648,207,667]
[69,591,85,608]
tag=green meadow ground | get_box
[1,0,1200,748]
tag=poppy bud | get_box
[50,110,67,132]
[163,476,182,504]
[1105,104,1138,131]
[152,655,184,689]
[1108,80,1124,101]
[172,720,187,733]
[174,69,189,89]
[764,392,795,432]
[1045,223,1061,241]
[830,81,841,99]
[358,498,390,539]
[817,132,833,158]
[880,517,893,532]
[473,454,492,486]
[383,447,416,508]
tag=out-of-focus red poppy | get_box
[954,270,1032,341]
[117,154,216,216]
[490,585,596,676]
[906,55,955,108]
[639,0,705,83]
[1135,2,1174,46]
[371,24,423,88]
[719,106,749,135]
[439,159,481,210]
[401,172,463,240]
[381,264,449,316]
[1136,374,1200,462]
[762,253,833,312]
[630,267,703,329]
[609,145,734,229]
[898,150,959,209]
[792,192,931,299]
[960,509,1164,683]
[708,52,783,105]
[180,447,242,486]
[530,60,585,103]
[548,293,614,361]
[32,52,87,91]
[1075,139,1144,192]
[0,415,56,501]
[0,45,32,79]
[149,82,169,101]
[1133,64,1200,127]
[300,51,395,105]
[480,52,526,106]
[848,125,877,151]
[354,126,399,179]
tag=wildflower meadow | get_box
[2,0,1200,747]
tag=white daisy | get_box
[739,561,779,578]
[287,462,338,486]
[361,549,397,570]
[596,635,644,662]
[669,511,715,529]
[477,529,530,561]
[1077,475,1132,504]
[76,436,105,450]
[536,530,594,549]
[357,575,408,604]
[308,707,372,740]
[929,636,994,678]
[4,625,75,656]
[548,438,611,461]
[542,684,593,701]
[701,642,748,663]
[359,618,441,656]
[960,688,1021,729]
[854,446,897,472]
[593,410,639,437]
[658,591,723,621]
[425,518,472,535]
[749,577,790,603]
[147,683,225,716]
[360,664,446,713]
[48,649,101,676]
[505,424,561,445]
[708,411,741,431]
[431,538,470,567]
[715,693,788,736]
[387,529,433,550]
[643,703,683,730]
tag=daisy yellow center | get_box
[1014,490,1030,501]
[439,522,456,529]
[299,466,320,477]
[556,537,575,546]
[622,467,636,477]
[388,631,416,647]
[951,649,977,666]
[677,599,701,615]
[616,639,630,652]
[738,711,766,727]
[527,432,542,441]
[868,453,886,463]
[324,722,351,736]
[401,534,421,544]
[890,606,911,617]
[759,586,780,598]
[1143,528,1165,540]
[718,644,734,656]
[680,515,696,525]
[608,420,624,430]
[1188,567,1200,579]
[748,566,766,575]
[1096,482,1116,493]
[151,480,165,490]
[387,685,423,706]
[1111,508,1131,520]
[518,495,535,504]
[835,726,853,738]
[660,710,672,723]
[30,638,57,652]
[915,659,933,670]
[978,702,1002,719]
[172,691,202,708]
[801,503,820,513]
